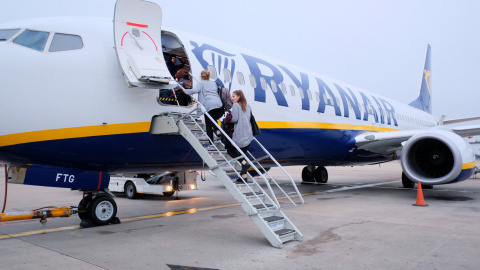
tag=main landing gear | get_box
[78,191,120,227]
[301,165,328,184]
[401,172,433,189]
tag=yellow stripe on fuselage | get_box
[0,122,151,147]
[257,121,399,131]
[0,121,399,148]
[462,161,476,170]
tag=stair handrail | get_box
[246,139,304,206]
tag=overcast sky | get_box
[1,0,479,121]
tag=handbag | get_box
[250,112,261,136]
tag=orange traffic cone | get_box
[412,182,429,207]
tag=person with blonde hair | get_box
[183,70,223,149]
[226,90,254,183]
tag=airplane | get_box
[0,0,479,226]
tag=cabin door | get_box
[114,0,176,89]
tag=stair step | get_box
[253,203,274,209]
[264,216,285,231]
[211,156,243,170]
[207,149,226,154]
[263,216,284,223]
[274,228,295,236]
[244,191,263,197]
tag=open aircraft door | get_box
[114,0,176,89]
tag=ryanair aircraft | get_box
[0,0,479,224]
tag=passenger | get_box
[166,55,185,77]
[183,70,223,148]
[175,69,191,89]
[225,90,254,183]
[174,69,192,106]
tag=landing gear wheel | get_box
[301,166,314,182]
[402,172,416,189]
[163,191,175,197]
[78,195,93,220]
[313,166,328,183]
[87,195,117,226]
[422,184,433,189]
[125,181,137,199]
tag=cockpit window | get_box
[49,33,83,52]
[13,29,49,52]
[0,29,20,41]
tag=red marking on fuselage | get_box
[97,171,102,190]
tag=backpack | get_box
[216,82,233,111]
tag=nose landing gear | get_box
[78,191,120,227]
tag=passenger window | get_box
[249,74,256,88]
[260,77,267,90]
[49,33,83,52]
[289,85,295,96]
[207,65,218,80]
[279,83,287,95]
[307,89,312,100]
[223,68,231,83]
[237,71,245,85]
[270,80,278,93]
[13,29,49,52]
[298,87,304,99]
[0,28,20,41]
[315,92,320,102]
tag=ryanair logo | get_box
[190,41,236,90]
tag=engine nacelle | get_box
[401,130,475,185]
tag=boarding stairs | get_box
[150,103,304,248]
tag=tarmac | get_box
[1,161,480,270]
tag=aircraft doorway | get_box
[159,31,194,107]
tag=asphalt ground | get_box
[0,161,480,270]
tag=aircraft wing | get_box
[355,124,480,155]
[354,130,420,155]
[449,124,480,137]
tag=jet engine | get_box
[401,130,475,185]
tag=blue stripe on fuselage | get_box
[0,128,389,171]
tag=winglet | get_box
[409,44,432,114]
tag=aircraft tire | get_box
[163,191,175,197]
[313,166,328,183]
[125,181,137,199]
[422,184,434,189]
[401,172,416,188]
[301,166,314,182]
[87,195,117,226]
[78,195,93,220]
